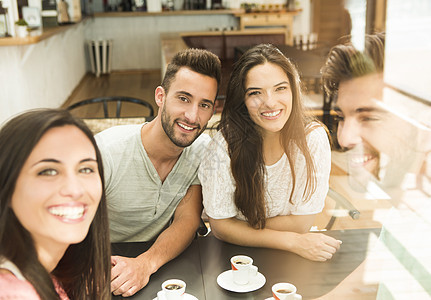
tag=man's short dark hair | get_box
[161,48,221,95]
[321,33,385,98]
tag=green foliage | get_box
[15,19,28,26]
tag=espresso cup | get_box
[272,283,302,300]
[230,255,258,285]
[161,279,186,300]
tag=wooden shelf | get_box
[0,18,88,46]
[94,9,243,18]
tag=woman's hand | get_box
[291,232,342,261]
[210,217,342,261]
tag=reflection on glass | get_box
[319,1,431,296]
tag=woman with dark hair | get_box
[199,44,341,261]
[0,109,111,299]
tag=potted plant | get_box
[15,18,28,37]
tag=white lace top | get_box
[198,124,331,220]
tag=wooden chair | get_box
[67,96,155,118]
[67,96,155,134]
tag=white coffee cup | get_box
[230,255,258,285]
[161,279,186,300]
[272,282,302,300]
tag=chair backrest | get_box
[80,117,149,135]
[67,96,155,118]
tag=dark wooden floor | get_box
[61,70,161,118]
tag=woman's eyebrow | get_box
[32,158,60,167]
[31,158,97,167]
[246,81,289,93]
[80,158,98,163]
[245,87,260,93]
[274,81,289,87]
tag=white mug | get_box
[230,255,258,285]
[272,282,302,300]
[161,279,186,300]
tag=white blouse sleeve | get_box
[198,132,238,219]
[290,125,331,215]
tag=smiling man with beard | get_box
[95,48,221,297]
[322,33,405,189]
[319,31,431,299]
[322,33,423,190]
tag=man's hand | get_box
[110,185,202,297]
[111,255,154,297]
[292,233,342,261]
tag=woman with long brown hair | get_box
[0,109,111,299]
[199,44,341,261]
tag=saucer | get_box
[217,270,266,293]
[153,290,198,300]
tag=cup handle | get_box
[250,265,258,277]
[294,294,302,300]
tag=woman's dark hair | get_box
[219,44,318,229]
[0,109,111,299]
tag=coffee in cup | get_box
[230,255,258,285]
[164,283,183,290]
[161,279,186,300]
[272,283,302,300]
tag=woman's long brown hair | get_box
[219,44,318,229]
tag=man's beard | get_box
[161,106,206,148]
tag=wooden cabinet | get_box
[181,29,286,60]
[234,11,300,45]
[312,0,352,48]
